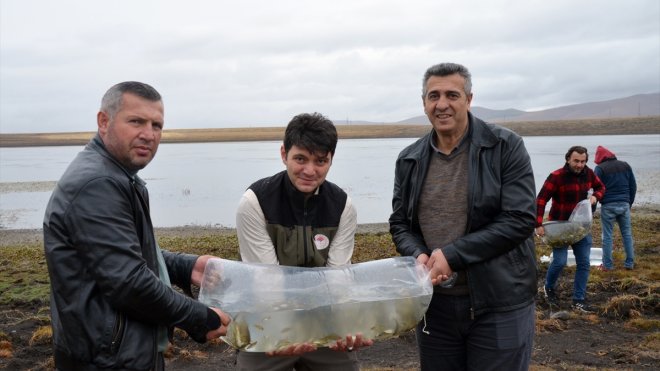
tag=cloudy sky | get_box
[1,0,658,133]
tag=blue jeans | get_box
[545,234,592,301]
[600,202,635,269]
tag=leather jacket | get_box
[44,135,217,370]
[389,113,537,316]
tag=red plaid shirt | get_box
[536,164,605,226]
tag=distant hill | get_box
[2,117,658,147]
[370,92,660,125]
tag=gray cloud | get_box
[1,0,658,133]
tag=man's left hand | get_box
[192,255,214,287]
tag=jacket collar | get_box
[402,112,497,161]
[89,134,146,186]
[466,112,498,149]
[562,162,587,177]
[282,170,321,203]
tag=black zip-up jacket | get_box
[389,113,537,316]
[43,135,219,370]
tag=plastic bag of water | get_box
[542,198,594,247]
[198,256,432,352]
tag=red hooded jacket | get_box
[595,145,616,164]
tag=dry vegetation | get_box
[0,211,659,370]
[1,116,659,147]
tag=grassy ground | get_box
[0,211,658,369]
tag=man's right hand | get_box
[535,226,545,237]
[206,308,231,340]
[426,249,453,286]
[266,343,317,356]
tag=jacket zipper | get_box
[466,147,480,321]
[410,159,420,229]
[303,201,309,265]
[130,176,160,363]
[110,313,125,354]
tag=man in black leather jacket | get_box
[43,81,231,370]
[389,63,537,371]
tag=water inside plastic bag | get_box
[541,221,590,247]
[541,198,594,247]
[198,257,432,352]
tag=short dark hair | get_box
[565,145,589,162]
[283,113,338,157]
[422,62,472,98]
[100,81,162,119]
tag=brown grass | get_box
[603,294,645,319]
[0,340,13,358]
[642,332,660,349]
[627,318,660,331]
[28,326,52,346]
[1,116,658,147]
[535,312,566,333]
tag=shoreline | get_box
[3,205,659,247]
[1,116,659,147]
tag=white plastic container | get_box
[198,257,432,352]
[550,247,603,266]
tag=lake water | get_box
[1,134,659,229]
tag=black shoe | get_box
[544,287,559,307]
[572,300,596,313]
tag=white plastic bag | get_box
[198,257,432,352]
[568,198,593,225]
[542,199,593,247]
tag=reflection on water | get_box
[1,135,659,229]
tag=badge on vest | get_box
[313,234,330,250]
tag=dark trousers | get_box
[154,352,164,371]
[56,352,164,371]
[236,348,358,371]
[416,294,535,371]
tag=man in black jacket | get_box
[389,63,537,371]
[43,81,231,370]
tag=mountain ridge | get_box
[341,92,659,125]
